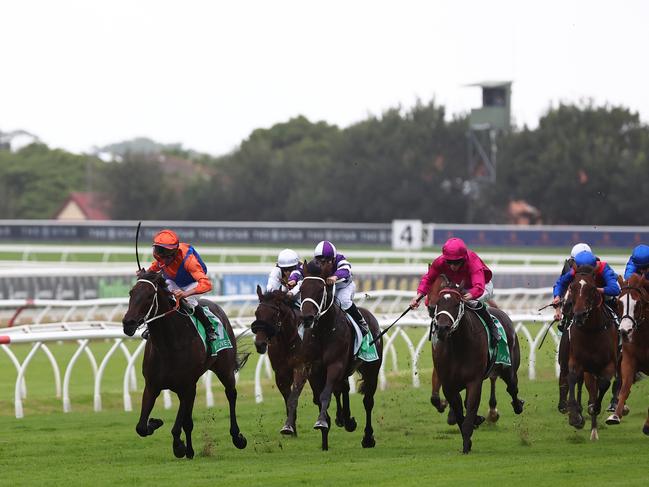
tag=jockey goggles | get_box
[153,245,177,259]
[445,258,465,266]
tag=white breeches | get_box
[165,280,200,308]
[477,281,494,304]
[335,280,355,310]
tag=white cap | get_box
[277,249,299,268]
[570,243,592,258]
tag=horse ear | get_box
[302,259,309,276]
[618,275,624,286]
[256,284,263,300]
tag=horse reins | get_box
[136,278,181,326]
[300,276,336,323]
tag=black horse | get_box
[428,275,524,453]
[251,286,307,435]
[298,260,383,451]
[122,271,249,458]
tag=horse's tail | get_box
[234,329,253,372]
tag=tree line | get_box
[1,100,648,225]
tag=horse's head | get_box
[251,285,297,353]
[568,266,601,328]
[619,273,649,340]
[299,259,333,329]
[122,271,167,336]
[431,284,465,340]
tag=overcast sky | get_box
[1,0,647,156]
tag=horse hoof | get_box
[447,411,457,426]
[643,424,649,436]
[186,448,195,459]
[569,415,585,430]
[136,424,149,437]
[173,440,186,458]
[606,402,617,413]
[361,436,376,448]
[335,416,344,428]
[474,416,485,428]
[232,433,247,449]
[462,440,472,454]
[280,425,296,436]
[605,414,620,425]
[557,402,568,414]
[623,405,630,416]
[345,417,357,432]
[314,419,329,430]
[487,409,500,423]
[431,395,447,413]
[512,399,524,415]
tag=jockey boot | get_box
[194,305,218,343]
[472,301,501,345]
[346,303,374,339]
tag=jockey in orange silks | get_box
[143,229,218,343]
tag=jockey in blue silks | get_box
[624,244,649,280]
[553,250,620,324]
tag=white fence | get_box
[0,291,558,419]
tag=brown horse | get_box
[565,266,618,440]
[428,275,523,454]
[122,271,249,458]
[606,273,649,430]
[298,260,383,451]
[251,286,307,436]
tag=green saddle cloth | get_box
[190,306,233,356]
[476,314,511,367]
[357,332,380,363]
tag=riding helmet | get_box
[314,240,337,259]
[277,249,299,268]
[631,244,649,267]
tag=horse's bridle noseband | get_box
[134,278,180,327]
[569,276,603,326]
[620,285,648,330]
[432,288,465,335]
[251,301,282,338]
[300,276,336,325]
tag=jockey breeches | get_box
[476,281,494,304]
[335,280,356,310]
[165,280,201,308]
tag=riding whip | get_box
[135,221,143,272]
[370,294,424,346]
[537,319,558,350]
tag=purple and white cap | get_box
[314,240,337,259]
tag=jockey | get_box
[142,229,218,343]
[313,240,373,339]
[266,248,303,297]
[410,237,500,344]
[554,242,594,331]
[624,244,649,280]
[552,250,620,323]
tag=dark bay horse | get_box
[606,273,649,431]
[122,271,249,458]
[251,285,307,436]
[298,260,383,451]
[428,275,523,454]
[565,266,618,440]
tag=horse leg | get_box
[443,386,465,437]
[282,367,308,436]
[607,355,635,425]
[314,363,344,451]
[567,365,585,429]
[431,367,448,413]
[275,369,294,436]
[643,407,649,435]
[174,387,196,459]
[136,384,163,437]
[558,333,569,414]
[584,372,606,441]
[340,384,357,432]
[487,375,499,423]
[500,365,525,415]
[214,367,247,449]
[460,380,482,454]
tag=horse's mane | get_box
[305,259,323,277]
[262,289,296,308]
[574,265,596,278]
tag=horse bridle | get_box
[251,301,283,338]
[300,276,336,325]
[432,288,465,335]
[569,276,603,325]
[619,285,648,330]
[134,278,180,326]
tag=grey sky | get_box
[1,0,647,156]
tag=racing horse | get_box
[606,273,649,430]
[298,260,383,451]
[565,265,618,440]
[122,270,249,458]
[251,286,307,436]
[428,275,524,454]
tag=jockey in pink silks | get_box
[410,237,500,343]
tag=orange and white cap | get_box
[153,229,179,249]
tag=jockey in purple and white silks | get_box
[313,240,373,339]
[266,248,304,298]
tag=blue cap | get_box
[631,244,649,267]
[574,250,597,267]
